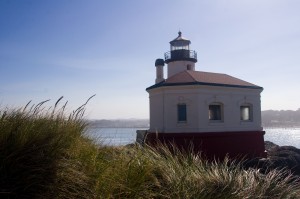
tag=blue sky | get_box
[0,0,300,119]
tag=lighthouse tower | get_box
[143,32,266,159]
[165,31,197,77]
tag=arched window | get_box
[177,103,187,122]
[240,104,252,121]
[209,103,223,122]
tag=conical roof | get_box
[170,31,191,46]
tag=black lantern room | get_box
[164,31,197,64]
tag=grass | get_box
[1,98,300,198]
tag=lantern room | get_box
[165,31,197,64]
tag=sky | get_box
[0,0,300,119]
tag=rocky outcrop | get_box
[245,141,300,176]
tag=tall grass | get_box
[1,99,300,198]
[98,144,300,199]
[0,97,93,198]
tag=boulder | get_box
[244,141,300,177]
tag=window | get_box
[187,64,192,70]
[177,104,187,122]
[209,104,223,121]
[171,44,189,51]
[240,105,252,121]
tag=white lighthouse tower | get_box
[165,31,197,77]
[143,32,266,159]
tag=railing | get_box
[164,50,197,63]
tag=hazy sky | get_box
[1,0,300,119]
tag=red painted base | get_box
[144,131,266,160]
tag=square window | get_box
[209,104,222,121]
[177,104,187,122]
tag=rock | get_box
[244,141,300,177]
[267,144,300,176]
[264,141,279,151]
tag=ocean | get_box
[264,127,300,148]
[86,127,300,148]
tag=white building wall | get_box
[149,90,164,132]
[163,90,200,132]
[148,85,263,133]
[167,61,195,77]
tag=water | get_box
[86,127,300,148]
[264,127,300,148]
[86,127,148,146]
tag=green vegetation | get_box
[1,99,300,199]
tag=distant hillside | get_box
[89,119,149,128]
[262,109,300,127]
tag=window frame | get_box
[177,103,187,123]
[240,104,253,122]
[208,103,223,122]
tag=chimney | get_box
[155,58,165,84]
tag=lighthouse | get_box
[142,32,266,159]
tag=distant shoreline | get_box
[88,119,300,129]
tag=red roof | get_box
[147,70,262,90]
[167,70,259,86]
